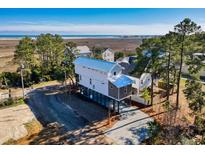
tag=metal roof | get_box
[112,75,134,88]
[74,57,117,72]
[76,46,92,54]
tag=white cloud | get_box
[0,23,205,35]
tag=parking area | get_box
[22,86,110,144]
[27,86,108,131]
[105,103,153,145]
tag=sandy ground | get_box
[0,104,38,144]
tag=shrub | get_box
[1,72,21,87]
[0,98,25,108]
[114,52,124,60]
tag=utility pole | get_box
[64,69,67,88]
[20,64,25,99]
[61,61,69,103]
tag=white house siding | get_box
[126,73,151,95]
[102,49,114,62]
[139,73,151,90]
[108,64,122,78]
[75,65,109,96]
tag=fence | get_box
[0,88,32,101]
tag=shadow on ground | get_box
[25,85,109,144]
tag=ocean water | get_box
[0,34,158,40]
[0,34,126,39]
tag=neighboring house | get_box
[102,48,114,62]
[193,52,205,64]
[117,56,137,75]
[75,46,92,57]
[127,73,152,95]
[182,64,205,81]
[73,57,134,112]
[181,52,205,81]
[117,56,152,93]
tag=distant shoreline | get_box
[0,35,160,40]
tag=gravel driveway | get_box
[27,87,107,132]
[105,103,153,145]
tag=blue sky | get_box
[0,8,205,35]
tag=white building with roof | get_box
[75,46,92,57]
[102,48,114,62]
[74,57,134,112]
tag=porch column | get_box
[113,101,116,113]
[118,101,120,113]
[108,100,111,125]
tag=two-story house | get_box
[74,57,134,113]
[102,48,114,62]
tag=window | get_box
[114,72,116,76]
[79,75,82,81]
[93,85,95,89]
[124,88,127,94]
[90,78,92,85]
[110,85,113,89]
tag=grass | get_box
[0,98,25,110]
[3,138,16,145]
[24,119,42,136]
